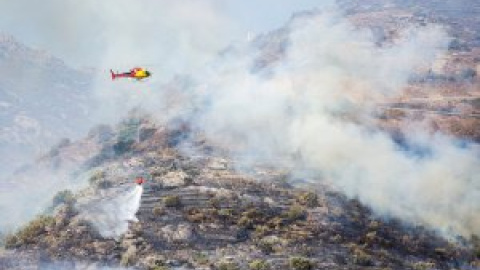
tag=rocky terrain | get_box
[1,114,479,270]
[334,0,480,143]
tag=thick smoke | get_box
[181,12,480,239]
[77,185,143,238]
[78,7,480,238]
[0,0,236,234]
[1,1,479,242]
[0,167,91,232]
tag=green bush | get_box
[249,259,271,270]
[257,239,274,255]
[193,252,210,265]
[96,180,113,189]
[412,261,436,270]
[284,205,307,222]
[217,261,240,270]
[52,190,76,207]
[89,170,106,185]
[151,266,169,270]
[237,216,254,229]
[113,139,135,155]
[289,257,314,270]
[114,118,141,155]
[4,234,18,249]
[472,235,480,258]
[13,215,55,245]
[152,205,166,216]
[117,118,141,142]
[353,248,373,266]
[218,209,234,217]
[163,195,182,208]
[296,192,319,207]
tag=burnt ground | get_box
[1,117,479,270]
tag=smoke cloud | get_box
[178,11,479,239]
[1,1,479,243]
[72,6,479,239]
[0,166,92,232]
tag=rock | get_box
[161,223,196,243]
[92,241,115,255]
[121,245,138,266]
[263,197,275,206]
[208,158,228,170]
[53,204,75,228]
[139,254,166,269]
[162,171,188,187]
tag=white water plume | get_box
[77,184,143,238]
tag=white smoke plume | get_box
[0,167,91,232]
[176,11,480,239]
[1,0,478,242]
[77,185,143,238]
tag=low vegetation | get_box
[217,261,240,270]
[296,192,319,207]
[163,195,182,208]
[5,215,55,248]
[284,205,307,222]
[249,259,271,270]
[289,257,314,270]
[51,189,76,208]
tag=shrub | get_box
[257,239,274,255]
[14,215,55,245]
[193,252,210,265]
[289,257,314,270]
[254,225,270,237]
[209,197,221,208]
[114,118,141,155]
[249,259,271,270]
[217,261,240,270]
[117,118,141,142]
[152,205,166,216]
[4,234,19,249]
[472,234,480,258]
[52,189,76,207]
[89,170,106,185]
[296,192,319,207]
[460,67,477,80]
[163,195,182,208]
[353,248,373,266]
[113,139,135,155]
[96,180,113,189]
[284,205,307,222]
[364,231,377,245]
[121,246,137,267]
[238,216,254,229]
[243,208,264,219]
[218,208,233,217]
[151,266,169,270]
[412,261,436,270]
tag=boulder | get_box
[162,171,188,187]
[161,223,196,243]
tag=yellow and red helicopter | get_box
[110,67,151,81]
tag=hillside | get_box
[1,115,479,270]
[1,2,480,270]
[0,34,94,175]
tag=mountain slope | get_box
[0,33,94,175]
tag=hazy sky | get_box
[0,0,334,67]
